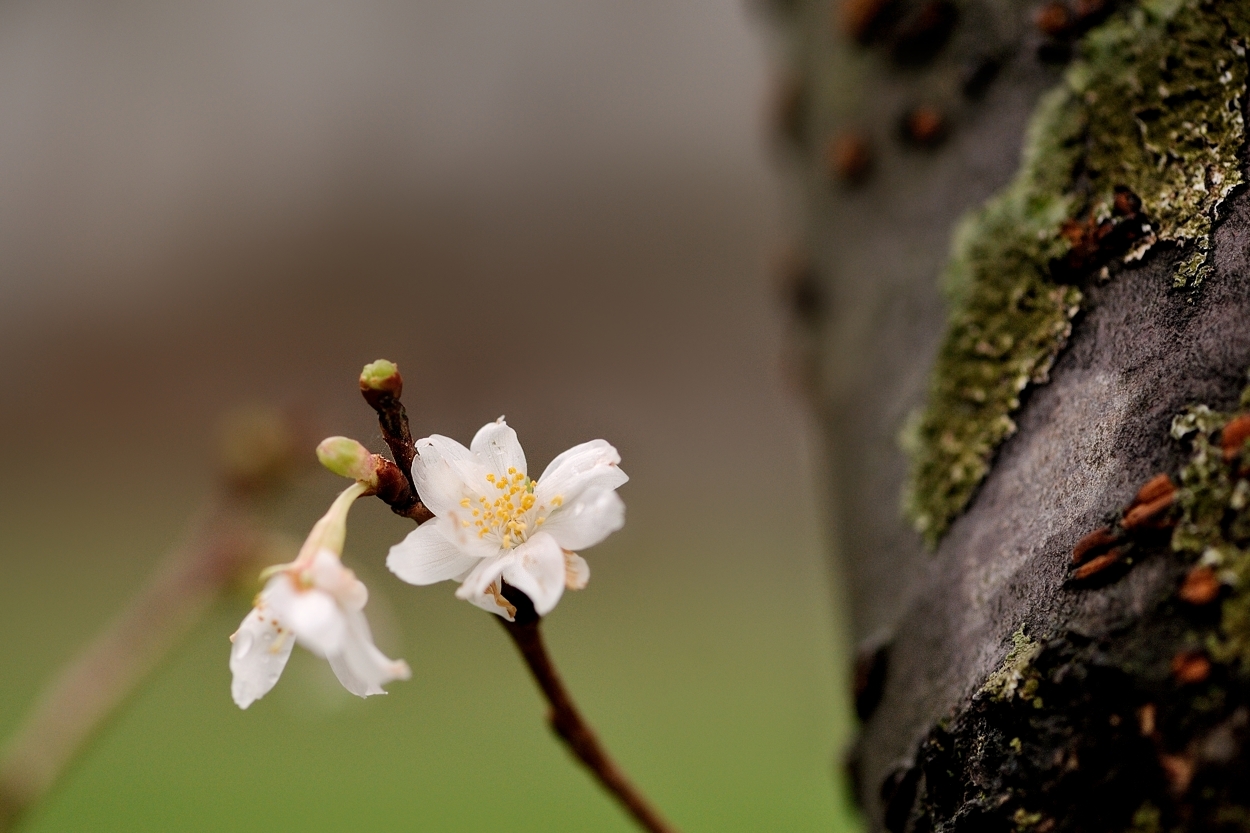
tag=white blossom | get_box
[230,482,410,708]
[386,418,627,619]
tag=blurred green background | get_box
[0,0,858,829]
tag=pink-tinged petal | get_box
[541,488,625,552]
[229,606,295,709]
[535,440,628,505]
[326,611,411,698]
[308,549,368,612]
[564,552,590,590]
[387,518,482,585]
[500,532,566,616]
[411,434,485,517]
[470,418,527,478]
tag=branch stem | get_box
[359,365,431,523]
[498,617,680,833]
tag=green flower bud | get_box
[359,359,402,395]
[316,436,377,485]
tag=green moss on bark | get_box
[1169,383,1250,667]
[905,0,1250,547]
[980,626,1044,704]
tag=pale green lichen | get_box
[1076,0,1249,286]
[905,0,1250,546]
[1012,808,1045,830]
[1128,802,1163,833]
[1170,380,1250,667]
[980,626,1043,704]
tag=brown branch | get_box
[359,360,432,523]
[373,457,433,523]
[497,588,680,833]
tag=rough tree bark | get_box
[772,0,1250,829]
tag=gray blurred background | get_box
[0,1,856,830]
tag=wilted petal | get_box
[411,434,484,516]
[470,418,527,478]
[327,611,411,698]
[388,518,481,585]
[541,488,625,551]
[501,532,566,616]
[564,552,590,590]
[536,440,627,505]
[229,606,295,709]
[283,589,347,657]
[460,581,518,621]
[308,549,368,612]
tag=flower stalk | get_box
[499,590,679,833]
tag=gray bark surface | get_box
[774,0,1250,828]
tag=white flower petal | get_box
[470,418,527,477]
[564,552,590,590]
[411,434,484,516]
[541,487,625,551]
[500,532,566,616]
[439,509,510,560]
[536,440,628,505]
[387,518,482,585]
[456,553,512,600]
[326,611,411,698]
[229,606,295,709]
[285,590,347,657]
[309,549,368,612]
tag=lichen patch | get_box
[1169,380,1250,667]
[979,626,1044,704]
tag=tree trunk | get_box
[773,0,1250,829]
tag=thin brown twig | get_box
[357,360,678,833]
[359,362,432,523]
[498,609,680,833]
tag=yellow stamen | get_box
[469,471,561,550]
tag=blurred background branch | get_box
[0,409,306,831]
